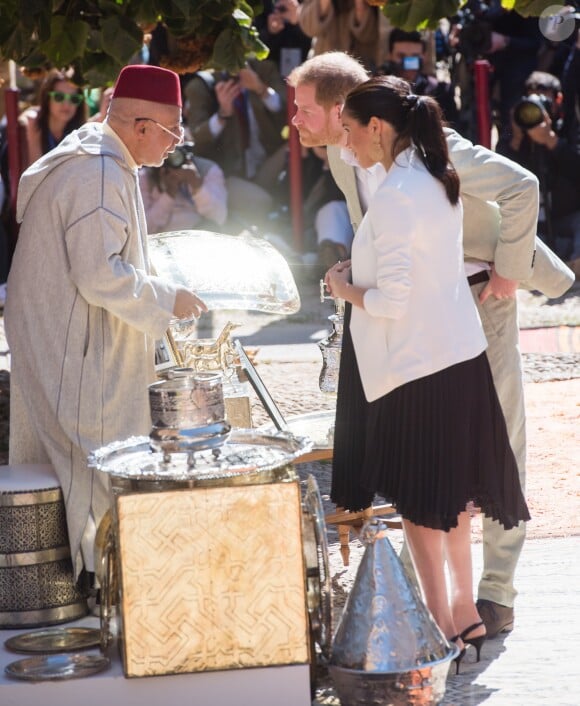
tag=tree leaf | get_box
[384,0,461,30]
[101,15,144,64]
[210,26,248,71]
[37,15,90,67]
[81,52,123,87]
[510,0,561,16]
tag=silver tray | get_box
[4,653,110,681]
[88,429,312,482]
[4,627,101,654]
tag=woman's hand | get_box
[324,259,351,299]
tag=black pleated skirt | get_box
[331,303,530,531]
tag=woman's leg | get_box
[444,511,486,639]
[402,519,458,641]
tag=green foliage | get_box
[0,0,562,86]
[0,0,268,86]
[384,1,462,30]
[383,0,564,29]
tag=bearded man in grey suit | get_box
[288,51,574,639]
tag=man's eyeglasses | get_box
[134,117,185,143]
[49,91,84,106]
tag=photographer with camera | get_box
[184,59,287,231]
[498,70,580,266]
[255,1,312,76]
[378,29,459,128]
[140,143,228,234]
[449,1,542,142]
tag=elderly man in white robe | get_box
[5,65,207,584]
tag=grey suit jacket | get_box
[327,130,574,298]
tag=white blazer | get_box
[350,147,487,402]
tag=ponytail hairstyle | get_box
[343,76,460,205]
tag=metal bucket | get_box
[0,464,88,628]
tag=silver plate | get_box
[4,627,101,654]
[4,653,110,681]
[88,429,312,482]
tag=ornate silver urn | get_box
[148,368,231,462]
[318,280,345,395]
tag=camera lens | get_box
[513,95,547,129]
[164,149,185,169]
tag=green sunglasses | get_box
[49,90,84,106]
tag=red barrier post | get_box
[473,59,492,149]
[4,87,22,214]
[4,86,22,249]
[286,84,303,253]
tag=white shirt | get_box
[340,146,489,278]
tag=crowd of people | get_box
[2,2,579,276]
[0,0,577,676]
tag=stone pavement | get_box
[306,519,580,706]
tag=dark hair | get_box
[388,29,424,53]
[343,76,459,205]
[36,69,87,154]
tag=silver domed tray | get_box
[4,627,101,654]
[4,653,110,681]
[148,229,300,314]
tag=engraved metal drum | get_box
[0,465,88,628]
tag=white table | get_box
[0,617,311,706]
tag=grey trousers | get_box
[400,281,526,608]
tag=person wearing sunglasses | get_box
[5,65,207,590]
[18,68,88,168]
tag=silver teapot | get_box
[318,280,345,395]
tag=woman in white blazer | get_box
[324,76,529,671]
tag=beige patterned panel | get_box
[116,483,309,677]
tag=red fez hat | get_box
[112,64,182,107]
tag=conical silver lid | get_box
[331,520,450,672]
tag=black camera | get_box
[376,56,422,77]
[513,94,552,130]
[164,142,195,169]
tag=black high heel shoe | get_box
[460,621,486,662]
[449,635,466,675]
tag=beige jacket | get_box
[327,130,574,297]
